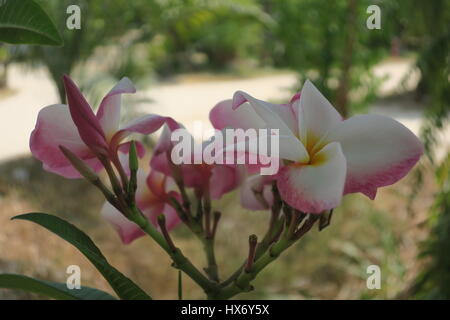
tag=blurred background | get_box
[0,0,449,299]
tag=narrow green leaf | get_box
[12,213,152,300]
[0,0,63,46]
[0,274,116,300]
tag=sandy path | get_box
[0,59,448,162]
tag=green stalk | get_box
[202,237,219,282]
[214,214,318,299]
[128,205,217,295]
[211,237,293,300]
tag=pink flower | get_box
[30,75,176,178]
[150,124,245,200]
[101,169,181,244]
[210,80,424,213]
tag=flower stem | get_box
[213,213,319,300]
[211,236,293,300]
[128,205,217,295]
[202,237,219,282]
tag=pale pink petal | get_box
[146,170,167,198]
[183,164,211,193]
[161,204,182,231]
[150,152,171,176]
[233,91,299,137]
[222,130,308,163]
[232,91,308,162]
[30,104,103,178]
[240,175,274,210]
[296,80,342,149]
[325,114,423,199]
[209,165,242,199]
[150,123,183,175]
[63,75,108,153]
[135,169,156,209]
[142,203,166,229]
[209,99,266,130]
[290,92,301,103]
[278,135,310,162]
[277,142,347,213]
[101,202,145,244]
[97,77,136,139]
[111,115,176,148]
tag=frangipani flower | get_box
[30,75,176,178]
[211,80,423,213]
[101,169,181,244]
[151,124,245,200]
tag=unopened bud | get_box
[59,145,98,183]
[245,234,258,272]
[128,141,139,172]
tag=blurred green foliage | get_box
[414,155,450,299]
[398,0,450,300]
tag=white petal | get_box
[325,114,423,199]
[277,142,347,213]
[97,77,136,138]
[296,80,342,148]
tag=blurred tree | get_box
[23,0,147,103]
[264,0,390,116]
[398,0,450,300]
[413,155,450,299]
[141,0,271,74]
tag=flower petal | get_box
[150,123,183,175]
[97,77,136,139]
[160,204,182,231]
[222,128,308,163]
[277,142,347,213]
[325,114,423,199]
[30,104,103,178]
[296,80,342,149]
[146,170,167,199]
[233,91,299,136]
[209,99,266,130]
[134,169,158,209]
[209,165,244,200]
[112,115,176,147]
[63,75,108,153]
[240,175,274,210]
[101,202,145,244]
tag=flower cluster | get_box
[29,76,423,298]
[31,76,423,243]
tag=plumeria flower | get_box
[101,169,181,244]
[151,124,245,200]
[210,80,423,213]
[30,75,176,178]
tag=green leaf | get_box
[12,213,152,300]
[0,0,63,46]
[0,274,116,300]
